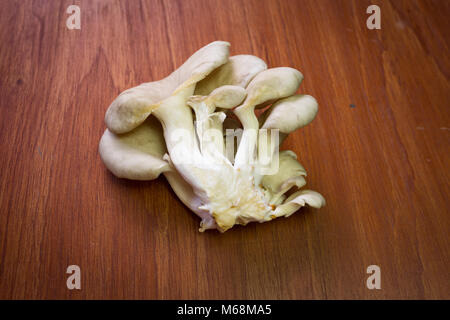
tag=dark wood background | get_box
[0,0,448,299]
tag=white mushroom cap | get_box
[261,94,318,134]
[273,190,326,218]
[204,85,247,110]
[261,150,307,204]
[99,116,170,180]
[189,85,247,114]
[240,67,303,109]
[195,55,267,96]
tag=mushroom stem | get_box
[233,104,259,168]
[152,85,201,163]
[163,170,217,231]
[187,85,246,162]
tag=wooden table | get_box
[0,0,448,299]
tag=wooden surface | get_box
[0,0,449,300]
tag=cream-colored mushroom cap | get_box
[239,67,303,109]
[195,55,267,96]
[99,116,169,180]
[189,85,247,114]
[261,150,307,205]
[262,94,318,134]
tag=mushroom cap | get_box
[195,54,267,96]
[273,190,326,218]
[204,85,247,110]
[99,116,170,180]
[242,67,303,108]
[188,85,247,114]
[105,41,231,134]
[261,94,318,134]
[261,150,306,192]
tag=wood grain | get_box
[0,0,448,299]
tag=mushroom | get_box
[261,150,307,205]
[99,116,170,180]
[261,94,319,144]
[99,41,325,232]
[195,54,267,96]
[233,67,304,168]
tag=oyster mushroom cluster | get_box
[99,41,325,232]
